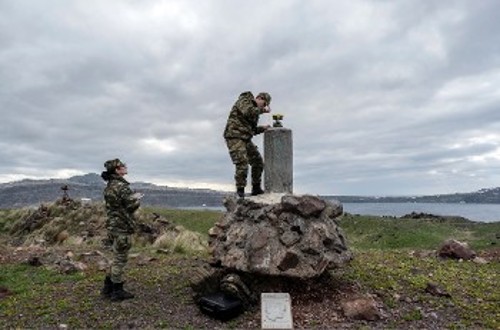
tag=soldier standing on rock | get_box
[100,158,142,301]
[224,91,272,198]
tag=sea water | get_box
[181,202,500,223]
[342,202,500,223]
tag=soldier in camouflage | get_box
[100,158,142,301]
[224,91,272,198]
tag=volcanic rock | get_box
[208,194,352,278]
[438,239,476,260]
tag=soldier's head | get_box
[256,92,271,109]
[101,158,127,181]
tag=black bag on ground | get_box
[197,292,244,320]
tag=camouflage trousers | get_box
[108,232,132,283]
[225,138,263,189]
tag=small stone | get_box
[341,297,381,321]
[425,282,451,298]
[438,239,476,260]
[97,260,109,271]
[27,256,42,267]
[472,257,488,264]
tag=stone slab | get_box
[261,292,293,329]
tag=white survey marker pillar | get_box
[264,127,293,193]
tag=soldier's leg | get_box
[226,139,249,191]
[246,141,264,189]
[110,233,131,284]
[110,234,134,301]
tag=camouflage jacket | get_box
[223,91,266,140]
[104,174,141,234]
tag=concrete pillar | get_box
[264,128,293,193]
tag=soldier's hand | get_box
[262,125,271,131]
[132,192,144,200]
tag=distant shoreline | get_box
[178,202,500,223]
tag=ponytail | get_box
[101,171,112,182]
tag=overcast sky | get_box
[1,0,500,196]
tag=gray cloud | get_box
[1,0,500,195]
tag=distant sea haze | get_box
[342,202,500,223]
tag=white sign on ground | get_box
[261,292,293,329]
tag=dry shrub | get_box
[42,217,68,244]
[153,225,207,254]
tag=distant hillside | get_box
[1,173,499,209]
[0,173,229,209]
[326,187,500,204]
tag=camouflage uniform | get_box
[104,173,140,284]
[223,91,269,190]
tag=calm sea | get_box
[342,202,500,223]
[180,203,500,223]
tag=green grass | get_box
[344,250,500,328]
[0,264,86,322]
[338,214,500,250]
[0,264,85,294]
[143,207,222,237]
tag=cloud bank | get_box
[1,0,500,195]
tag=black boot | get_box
[236,187,245,198]
[110,282,135,301]
[251,185,264,196]
[101,275,113,297]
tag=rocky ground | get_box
[3,244,498,329]
[0,199,499,329]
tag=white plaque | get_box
[261,292,293,329]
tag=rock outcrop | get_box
[208,194,352,278]
[437,239,476,260]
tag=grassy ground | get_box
[0,207,499,329]
[339,213,500,250]
[145,207,222,238]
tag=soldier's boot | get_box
[236,187,245,198]
[110,282,134,301]
[251,185,265,196]
[101,275,113,297]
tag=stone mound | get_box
[208,194,352,278]
[3,198,206,254]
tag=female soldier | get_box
[100,158,141,301]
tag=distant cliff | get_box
[0,173,228,209]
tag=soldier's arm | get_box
[120,186,141,213]
[254,125,270,135]
[236,96,262,117]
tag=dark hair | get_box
[101,170,112,182]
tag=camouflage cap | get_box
[256,92,271,105]
[104,158,126,172]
